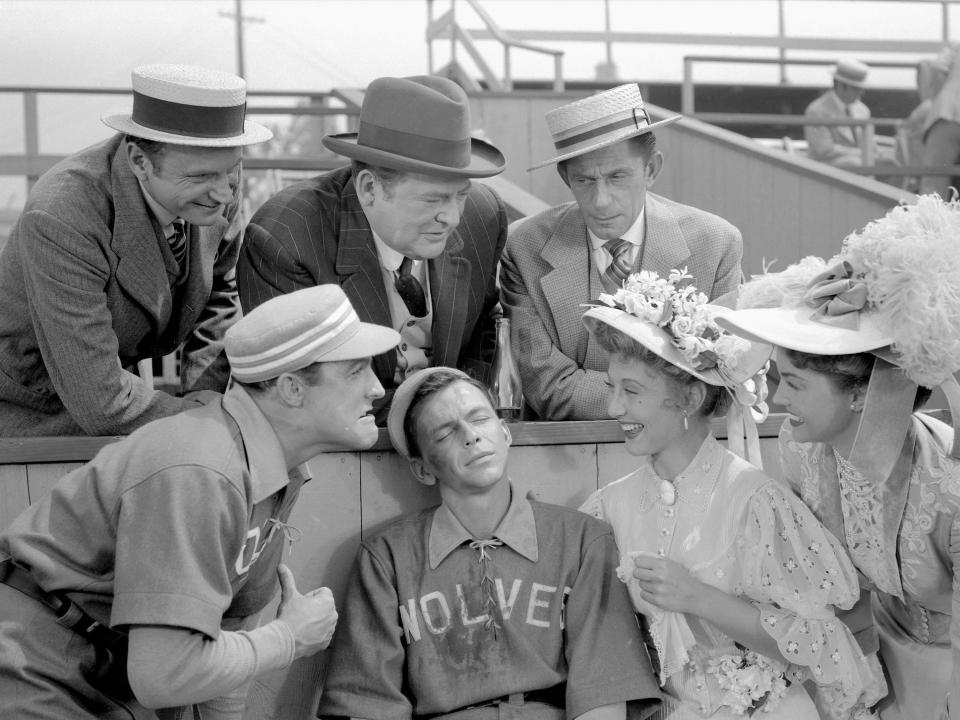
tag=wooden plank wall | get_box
[469,91,914,277]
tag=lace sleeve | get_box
[738,483,881,715]
[578,489,606,521]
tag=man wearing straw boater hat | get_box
[237,75,508,423]
[501,84,743,421]
[804,58,887,168]
[0,64,272,437]
[0,284,400,719]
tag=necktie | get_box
[601,239,632,293]
[168,220,187,272]
[395,256,427,318]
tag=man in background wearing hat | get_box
[501,83,743,420]
[804,59,894,168]
[237,75,508,422]
[319,366,660,720]
[0,284,400,719]
[0,63,272,437]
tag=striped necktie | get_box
[168,220,187,272]
[602,238,632,293]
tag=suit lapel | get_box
[640,194,692,278]
[110,143,172,326]
[541,206,594,363]
[336,184,395,382]
[429,231,469,369]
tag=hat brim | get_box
[317,322,401,363]
[715,306,892,355]
[322,134,505,178]
[387,367,473,458]
[833,73,868,89]
[528,115,681,171]
[101,113,273,147]
[582,305,771,386]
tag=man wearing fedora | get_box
[0,284,401,719]
[804,59,888,167]
[0,63,272,437]
[237,75,508,422]
[501,83,743,420]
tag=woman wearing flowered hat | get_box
[718,195,960,720]
[578,270,881,719]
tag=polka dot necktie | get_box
[168,219,187,273]
[395,256,427,318]
[602,238,632,293]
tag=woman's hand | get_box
[631,555,706,615]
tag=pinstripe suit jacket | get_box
[237,167,507,417]
[500,193,742,421]
[0,135,242,437]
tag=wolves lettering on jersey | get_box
[399,578,573,644]
[234,519,283,575]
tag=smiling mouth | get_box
[787,413,804,425]
[620,422,643,437]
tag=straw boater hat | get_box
[529,83,681,170]
[322,76,505,178]
[102,64,272,147]
[581,269,772,466]
[225,284,400,383]
[387,366,474,459]
[832,58,870,89]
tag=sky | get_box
[0,0,956,205]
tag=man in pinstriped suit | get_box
[238,76,508,423]
[501,84,743,420]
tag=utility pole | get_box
[217,0,265,79]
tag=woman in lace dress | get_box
[578,270,880,720]
[718,196,960,720]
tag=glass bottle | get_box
[489,316,523,421]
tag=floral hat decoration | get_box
[582,268,772,466]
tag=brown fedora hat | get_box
[322,75,505,178]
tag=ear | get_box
[849,385,866,413]
[274,372,306,408]
[354,169,378,206]
[684,382,708,416]
[644,150,664,186]
[126,141,152,181]
[409,457,437,487]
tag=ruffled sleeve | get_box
[578,489,606,521]
[738,483,882,714]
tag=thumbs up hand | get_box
[276,564,338,658]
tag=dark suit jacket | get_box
[0,135,241,437]
[501,193,743,421]
[237,166,507,418]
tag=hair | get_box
[556,132,657,184]
[125,134,167,171]
[403,369,497,459]
[352,160,407,198]
[235,362,326,395]
[782,349,932,412]
[592,322,730,418]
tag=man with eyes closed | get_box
[238,75,509,423]
[319,367,660,720]
[501,84,743,421]
[0,64,272,437]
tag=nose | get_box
[593,180,613,209]
[366,368,385,400]
[772,382,787,408]
[607,388,623,419]
[435,197,462,228]
[208,173,235,205]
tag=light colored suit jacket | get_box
[237,166,507,419]
[804,89,870,166]
[500,192,742,420]
[0,135,242,436]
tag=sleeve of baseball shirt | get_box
[16,208,206,435]
[178,199,243,394]
[127,617,296,710]
[563,530,661,718]
[111,466,249,636]
[318,544,412,720]
[499,230,610,420]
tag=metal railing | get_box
[426,0,564,91]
